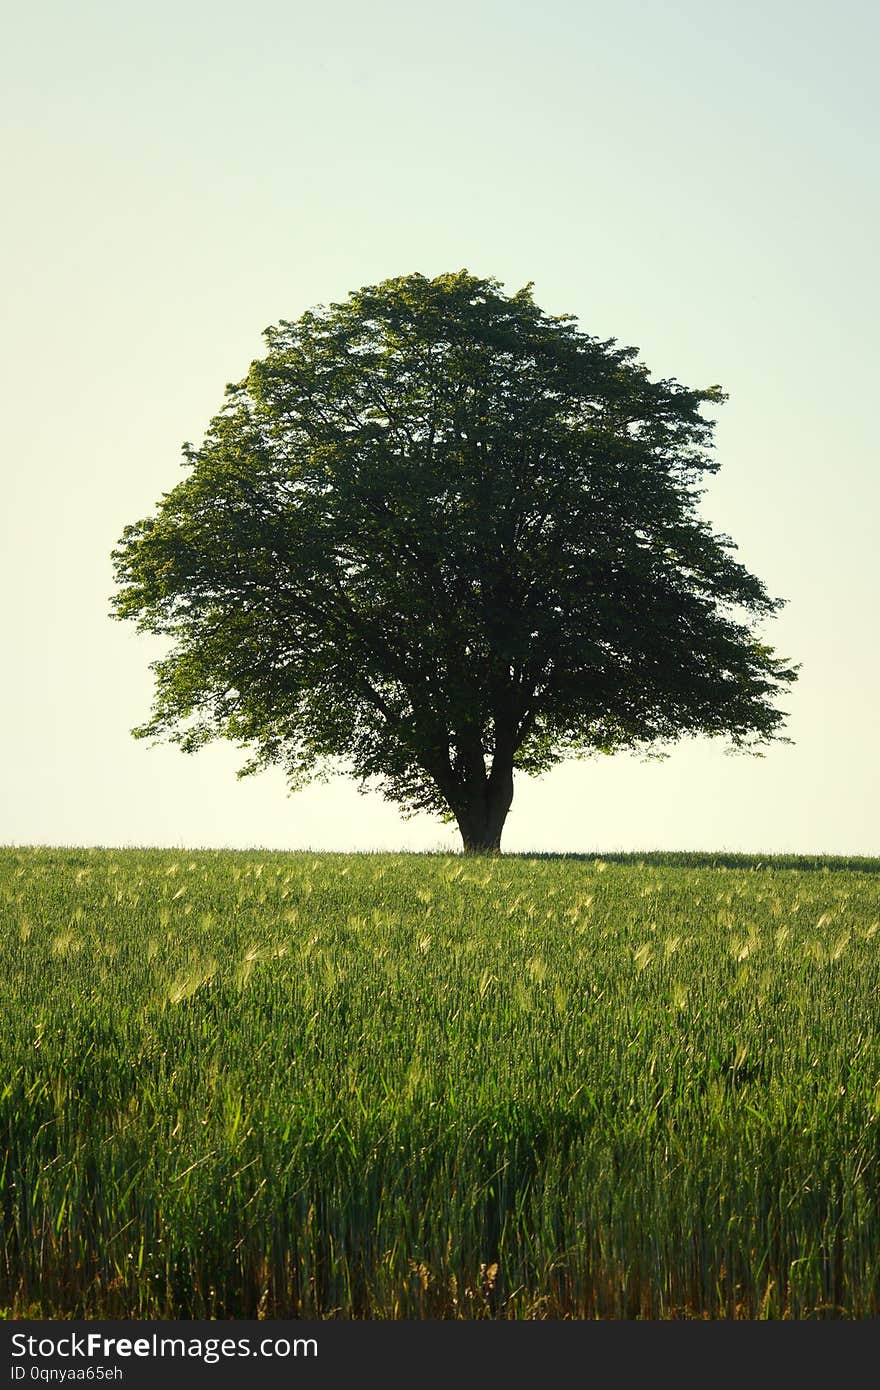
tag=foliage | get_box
[112,272,797,848]
[4,846,880,1318]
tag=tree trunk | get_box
[454,765,514,854]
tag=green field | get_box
[3,846,880,1319]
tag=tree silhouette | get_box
[112,271,796,851]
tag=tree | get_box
[111,271,797,853]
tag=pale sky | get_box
[2,0,877,855]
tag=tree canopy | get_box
[112,271,797,851]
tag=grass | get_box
[2,845,880,1318]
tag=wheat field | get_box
[2,846,880,1318]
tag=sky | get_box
[2,0,877,855]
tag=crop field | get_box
[2,846,880,1319]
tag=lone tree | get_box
[112,271,796,852]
